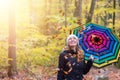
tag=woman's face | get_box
[68,37,78,47]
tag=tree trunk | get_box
[74,0,82,19]
[100,11,108,26]
[86,0,97,23]
[95,14,99,24]
[8,0,17,78]
[118,0,120,21]
[113,0,116,33]
[118,0,120,6]
[48,0,52,14]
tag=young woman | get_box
[57,34,93,80]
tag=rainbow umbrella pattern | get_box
[73,23,120,68]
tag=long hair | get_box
[63,46,84,59]
[77,48,84,60]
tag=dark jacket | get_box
[57,50,76,80]
[57,50,93,80]
[71,58,93,80]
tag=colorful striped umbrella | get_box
[73,23,120,68]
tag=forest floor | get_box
[0,65,120,80]
[41,65,120,80]
[83,65,120,80]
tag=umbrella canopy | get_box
[72,23,120,68]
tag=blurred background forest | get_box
[0,0,120,79]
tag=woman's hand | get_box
[89,55,94,61]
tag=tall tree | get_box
[73,0,82,19]
[8,0,17,77]
[113,0,116,33]
[44,0,52,15]
[101,0,112,26]
[48,0,52,14]
[118,0,120,6]
[86,0,97,23]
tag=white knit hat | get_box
[66,34,78,45]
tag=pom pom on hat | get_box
[66,34,78,45]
